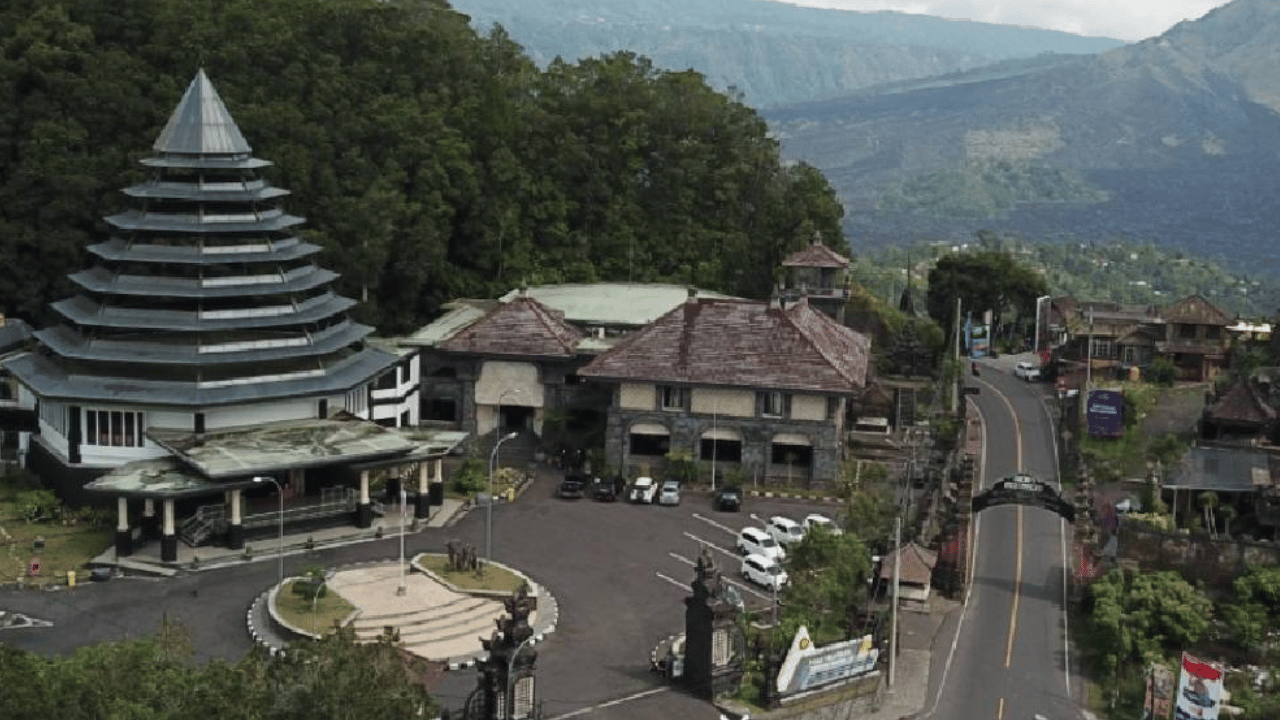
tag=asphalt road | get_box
[0,474,836,720]
[926,357,1080,720]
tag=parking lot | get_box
[426,472,844,718]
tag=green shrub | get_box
[1146,358,1178,386]
[450,458,487,495]
[16,489,61,523]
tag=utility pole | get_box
[889,515,901,686]
[951,297,962,411]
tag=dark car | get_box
[715,486,743,512]
[557,474,588,499]
[592,475,626,502]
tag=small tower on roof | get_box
[779,233,852,322]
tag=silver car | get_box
[658,480,681,506]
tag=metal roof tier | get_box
[5,347,398,407]
[140,155,271,170]
[68,266,338,298]
[105,209,305,234]
[122,182,290,202]
[153,69,252,156]
[35,320,372,365]
[87,237,320,265]
[51,293,357,331]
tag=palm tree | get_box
[1219,504,1237,538]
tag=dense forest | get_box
[0,0,844,334]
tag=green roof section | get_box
[497,283,736,327]
[84,458,233,499]
[148,415,417,479]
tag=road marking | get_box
[690,512,739,536]
[1005,504,1024,668]
[546,686,669,719]
[998,696,1005,720]
[668,552,772,601]
[682,531,739,560]
[654,571,687,591]
[1040,392,1075,701]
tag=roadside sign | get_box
[28,558,40,577]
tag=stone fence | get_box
[1117,521,1280,585]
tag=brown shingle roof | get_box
[1163,294,1233,325]
[578,296,870,393]
[437,295,581,358]
[781,241,850,269]
[1207,381,1277,424]
[880,542,937,585]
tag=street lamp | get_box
[253,476,284,586]
[487,431,519,563]
[505,633,538,720]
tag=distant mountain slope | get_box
[761,0,1280,272]
[447,0,1122,108]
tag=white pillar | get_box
[418,462,429,494]
[433,458,443,483]
[162,499,175,536]
[143,498,155,520]
[359,470,370,503]
[117,497,129,532]
[229,489,242,524]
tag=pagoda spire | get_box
[152,69,251,155]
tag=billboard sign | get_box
[1174,653,1223,720]
[776,626,879,694]
[1087,389,1124,438]
[966,322,990,359]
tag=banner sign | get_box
[966,322,990,359]
[1174,653,1223,720]
[1087,389,1124,438]
[777,626,878,694]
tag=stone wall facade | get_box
[1116,521,1280,585]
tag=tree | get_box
[1089,568,1213,670]
[1199,491,1219,538]
[1223,565,1280,657]
[925,250,1048,345]
[776,529,872,647]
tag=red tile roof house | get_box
[578,293,872,488]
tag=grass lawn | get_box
[0,478,113,587]
[273,579,356,635]
[414,552,526,594]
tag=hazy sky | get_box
[772,0,1233,41]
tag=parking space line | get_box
[681,531,739,559]
[668,552,772,601]
[654,571,688,592]
[690,512,740,536]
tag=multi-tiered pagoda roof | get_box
[7,70,395,405]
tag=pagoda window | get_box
[84,409,146,448]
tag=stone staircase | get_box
[479,428,541,472]
[351,594,509,661]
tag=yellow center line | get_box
[1005,504,1023,667]
[998,696,1005,720]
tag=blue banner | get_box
[1087,389,1124,438]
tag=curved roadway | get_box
[926,358,1081,720]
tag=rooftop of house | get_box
[1164,445,1274,493]
[578,295,871,395]
[781,239,850,269]
[879,542,937,585]
[496,283,737,327]
[437,295,582,358]
[1205,380,1276,425]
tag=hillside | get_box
[447,0,1122,108]
[762,0,1280,273]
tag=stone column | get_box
[227,488,244,550]
[415,462,431,519]
[114,496,132,557]
[161,499,177,562]
[355,469,373,528]
[141,498,158,540]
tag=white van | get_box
[767,516,804,547]
[737,526,786,561]
[741,553,788,590]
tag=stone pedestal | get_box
[227,523,245,550]
[356,503,374,529]
[161,534,178,562]
[114,529,133,557]
[415,493,432,519]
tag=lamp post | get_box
[253,476,284,585]
[505,633,538,720]
[710,403,718,493]
[487,431,519,563]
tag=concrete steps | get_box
[352,594,509,660]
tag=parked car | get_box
[767,516,805,547]
[557,474,587,499]
[741,553,788,590]
[628,476,658,504]
[592,475,626,502]
[714,486,743,512]
[737,526,786,561]
[802,513,843,536]
[658,480,681,506]
[1014,361,1042,382]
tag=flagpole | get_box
[397,488,407,596]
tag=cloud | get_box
[773,1,1230,41]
